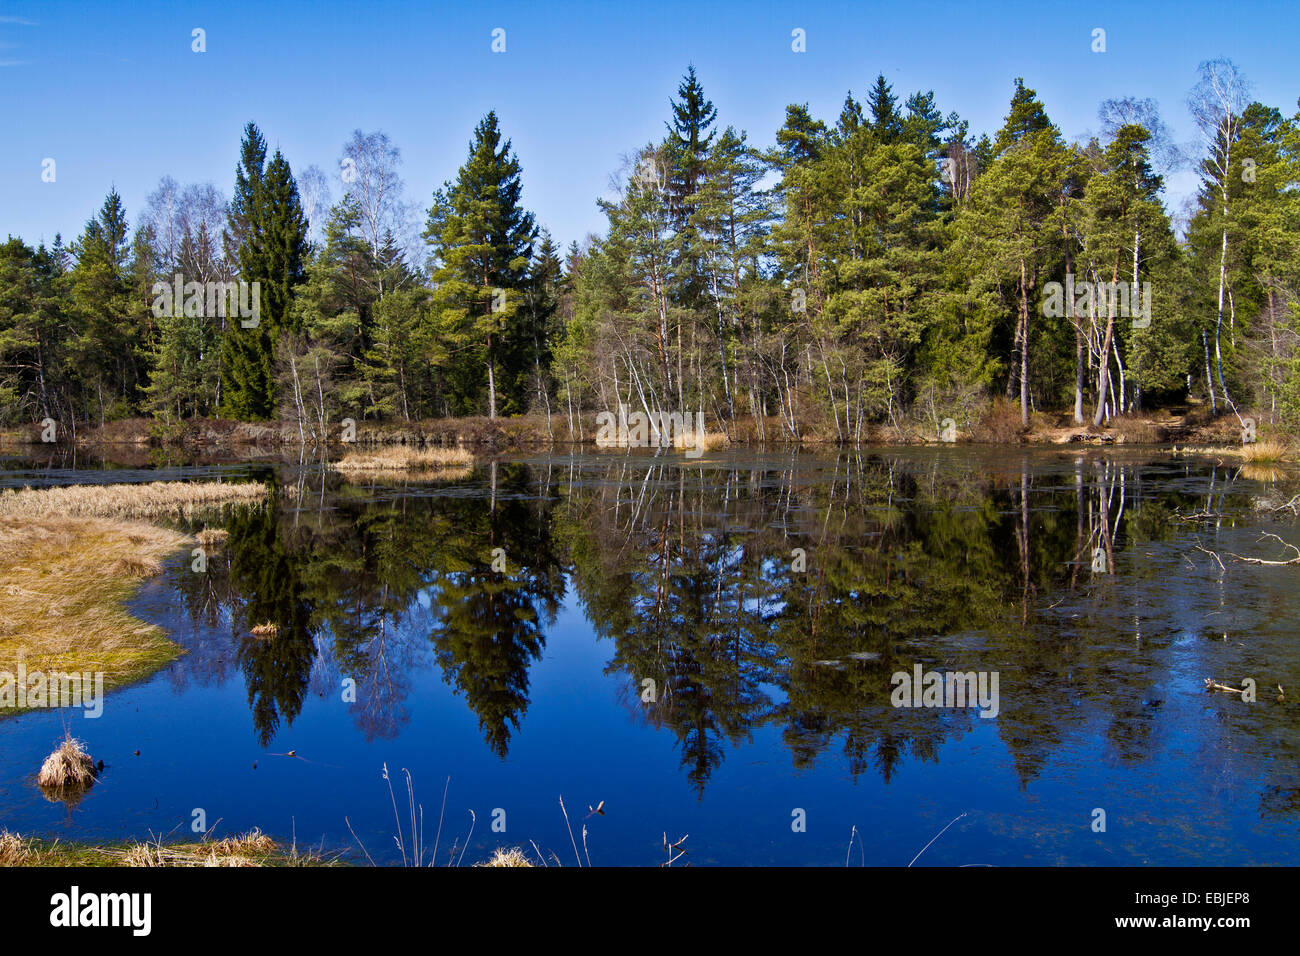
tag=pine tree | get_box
[694,126,773,433]
[994,78,1052,155]
[773,104,827,168]
[956,88,1075,424]
[667,66,718,211]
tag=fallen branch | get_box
[1193,533,1300,568]
[1204,678,1245,695]
[1269,494,1300,514]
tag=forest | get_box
[2,59,1298,443]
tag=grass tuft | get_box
[478,846,534,867]
[673,431,728,453]
[1241,439,1288,462]
[0,830,38,865]
[37,734,97,791]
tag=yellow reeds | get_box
[0,480,268,520]
[331,446,474,478]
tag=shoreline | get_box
[0,483,272,719]
[0,406,1291,458]
[0,830,337,867]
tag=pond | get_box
[2,447,1299,866]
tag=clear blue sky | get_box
[3,0,1298,254]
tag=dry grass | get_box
[477,846,534,867]
[0,515,189,702]
[0,482,268,706]
[0,830,39,865]
[673,431,728,453]
[121,829,287,867]
[332,446,474,479]
[1110,415,1163,444]
[1241,439,1288,462]
[0,829,333,867]
[249,622,279,639]
[37,734,97,791]
[0,480,268,520]
[595,431,729,453]
[1172,440,1293,463]
[195,527,228,549]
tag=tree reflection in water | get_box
[164,451,1300,812]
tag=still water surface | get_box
[2,448,1299,865]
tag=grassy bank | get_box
[0,829,336,867]
[0,481,270,713]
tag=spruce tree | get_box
[667,66,718,311]
[866,74,902,143]
[424,111,537,418]
[220,124,268,419]
[220,124,308,420]
[68,189,140,423]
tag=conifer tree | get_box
[866,74,902,144]
[424,111,537,418]
[667,66,718,313]
[220,124,308,420]
[68,189,140,424]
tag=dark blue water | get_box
[2,449,1299,865]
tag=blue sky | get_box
[3,0,1298,255]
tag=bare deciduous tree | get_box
[339,130,415,291]
[1187,57,1251,414]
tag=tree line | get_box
[2,58,1298,439]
